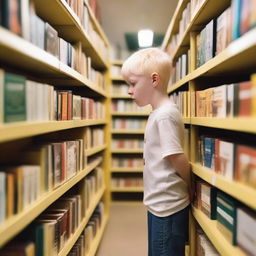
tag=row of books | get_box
[195,180,256,255]
[111,177,143,188]
[169,50,190,84]
[0,138,86,224]
[198,134,256,188]
[0,0,107,63]
[112,157,144,168]
[67,202,104,256]
[169,91,190,118]
[112,118,147,130]
[166,0,204,56]
[195,78,256,117]
[112,100,151,113]
[59,40,106,90]
[196,227,219,256]
[0,172,104,256]
[64,0,106,60]
[84,127,104,149]
[197,0,256,68]
[111,83,128,95]
[112,139,144,150]
[167,0,256,60]
[0,70,106,123]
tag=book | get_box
[237,207,256,255]
[45,22,59,58]
[4,72,26,123]
[0,172,6,224]
[235,144,256,188]
[1,0,22,35]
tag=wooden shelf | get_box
[0,120,107,143]
[162,0,189,49]
[171,0,230,60]
[0,158,102,247]
[192,28,256,78]
[167,75,190,94]
[183,117,191,124]
[87,214,108,256]
[191,117,256,134]
[192,207,246,256]
[111,187,144,192]
[86,144,107,156]
[0,27,107,97]
[111,76,125,81]
[58,185,106,256]
[0,27,60,75]
[111,95,131,99]
[111,60,123,66]
[192,163,256,210]
[33,0,108,70]
[111,149,143,154]
[112,112,150,116]
[111,168,143,173]
[59,63,107,97]
[111,129,145,134]
[85,2,110,47]
[167,28,256,89]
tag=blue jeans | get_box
[147,206,189,256]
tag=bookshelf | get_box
[162,0,256,255]
[110,60,148,202]
[0,0,111,255]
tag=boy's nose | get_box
[128,87,133,95]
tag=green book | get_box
[4,72,26,123]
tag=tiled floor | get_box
[96,203,148,256]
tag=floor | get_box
[96,203,148,256]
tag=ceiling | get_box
[97,0,179,59]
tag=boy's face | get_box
[125,72,153,107]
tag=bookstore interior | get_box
[0,0,256,255]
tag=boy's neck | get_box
[150,92,169,110]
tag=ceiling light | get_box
[138,29,154,48]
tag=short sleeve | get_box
[157,117,184,158]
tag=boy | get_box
[121,47,191,256]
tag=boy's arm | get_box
[166,153,193,202]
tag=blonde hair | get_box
[121,47,172,88]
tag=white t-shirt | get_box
[143,101,190,217]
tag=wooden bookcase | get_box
[0,0,111,255]
[109,61,148,203]
[162,0,256,255]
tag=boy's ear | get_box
[151,72,160,87]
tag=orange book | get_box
[235,145,256,188]
[238,81,252,116]
[61,92,68,120]
[6,173,14,218]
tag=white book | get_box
[0,172,6,224]
[237,208,256,255]
[219,140,234,180]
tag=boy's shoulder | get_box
[155,102,181,121]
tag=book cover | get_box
[212,85,227,118]
[219,140,235,180]
[238,81,252,116]
[1,0,22,35]
[235,144,256,188]
[237,207,256,255]
[45,22,59,58]
[4,72,26,123]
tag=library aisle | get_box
[96,204,147,256]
